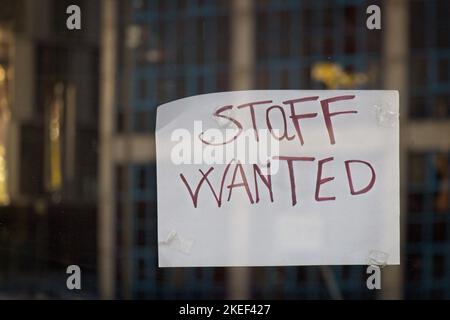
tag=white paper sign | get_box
[156,90,399,267]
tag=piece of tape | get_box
[368,250,389,267]
[159,230,194,255]
[373,104,399,128]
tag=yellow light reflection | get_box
[0,64,10,205]
[312,62,368,89]
[48,83,63,192]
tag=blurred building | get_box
[1,0,446,300]
[101,0,232,299]
[100,0,450,300]
[404,0,450,299]
[0,0,100,298]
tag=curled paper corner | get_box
[159,230,194,255]
[373,103,399,128]
[367,250,389,267]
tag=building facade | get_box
[0,0,100,298]
[101,0,450,299]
